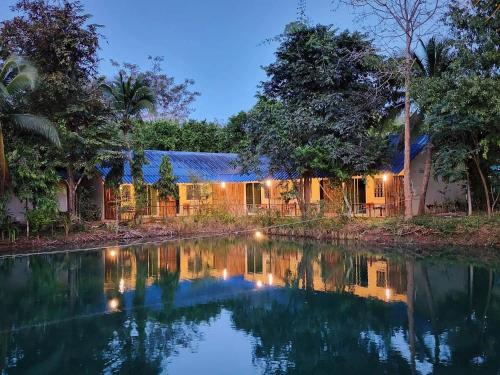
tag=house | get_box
[94,135,465,220]
[5,180,69,223]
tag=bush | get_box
[26,197,58,236]
[77,186,101,221]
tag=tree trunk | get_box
[403,32,413,220]
[472,155,492,216]
[67,167,77,219]
[406,260,416,375]
[417,144,433,215]
[304,175,312,215]
[466,171,473,216]
[0,127,7,195]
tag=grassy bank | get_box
[0,213,498,252]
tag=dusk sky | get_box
[1,0,364,122]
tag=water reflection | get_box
[0,238,498,374]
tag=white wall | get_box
[410,151,466,215]
[5,182,68,223]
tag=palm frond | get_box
[8,114,61,147]
[0,55,28,82]
[5,68,37,94]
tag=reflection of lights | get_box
[108,298,119,311]
[223,268,228,280]
[119,278,125,294]
[265,179,272,187]
[385,288,392,300]
[256,280,263,288]
[221,181,226,189]
[109,250,117,257]
[255,231,263,239]
[268,274,273,285]
[383,174,388,182]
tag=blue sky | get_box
[1,0,360,122]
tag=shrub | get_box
[26,197,59,236]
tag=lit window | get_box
[374,178,384,198]
[186,184,202,200]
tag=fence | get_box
[105,201,405,221]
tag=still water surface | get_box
[0,237,499,374]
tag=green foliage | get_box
[178,119,224,153]
[240,23,394,211]
[413,0,499,212]
[154,156,178,200]
[77,186,101,221]
[26,195,58,235]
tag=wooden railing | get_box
[104,201,407,221]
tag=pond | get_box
[0,237,499,374]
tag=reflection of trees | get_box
[1,239,500,374]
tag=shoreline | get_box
[0,215,498,254]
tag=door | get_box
[104,187,117,220]
[246,183,262,212]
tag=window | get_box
[376,270,386,287]
[186,184,202,200]
[246,183,262,206]
[374,178,384,198]
[121,185,132,203]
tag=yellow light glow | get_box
[119,278,125,294]
[221,181,226,189]
[108,298,119,311]
[223,268,228,280]
[266,179,272,187]
[256,280,263,288]
[383,174,388,182]
[268,274,273,285]
[255,231,263,239]
[109,250,117,257]
[385,288,392,300]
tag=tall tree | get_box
[412,37,452,215]
[240,23,394,216]
[0,0,105,219]
[0,55,60,194]
[414,0,499,216]
[340,0,442,219]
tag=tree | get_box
[220,111,249,153]
[178,119,225,153]
[0,55,60,194]
[110,57,199,122]
[340,0,442,219]
[414,0,499,216]
[133,119,181,151]
[154,156,178,200]
[240,23,393,216]
[102,71,155,219]
[0,0,106,219]
[411,37,452,215]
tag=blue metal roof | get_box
[388,134,430,174]
[98,135,429,184]
[99,150,283,184]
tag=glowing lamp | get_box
[256,280,263,288]
[383,174,388,182]
[221,181,226,189]
[108,298,119,311]
[265,179,272,187]
[255,231,263,239]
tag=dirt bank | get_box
[0,215,498,253]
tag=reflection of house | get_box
[352,258,407,303]
[94,135,464,220]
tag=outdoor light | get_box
[119,278,125,294]
[268,274,273,285]
[255,231,263,239]
[221,181,226,189]
[266,179,272,187]
[385,288,392,300]
[223,268,228,280]
[109,250,117,257]
[383,174,388,182]
[108,298,119,311]
[256,280,263,288]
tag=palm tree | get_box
[101,71,155,136]
[412,37,452,215]
[0,55,60,194]
[101,71,155,220]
